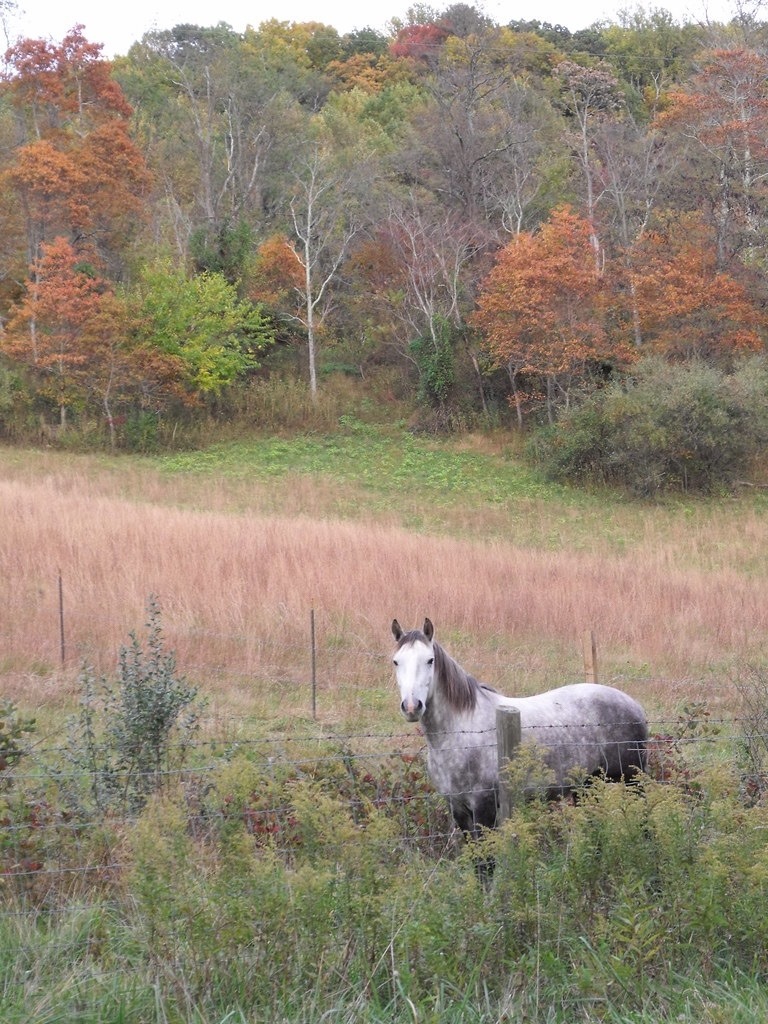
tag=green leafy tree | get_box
[601,9,702,106]
[131,262,275,398]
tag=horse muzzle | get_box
[401,699,424,722]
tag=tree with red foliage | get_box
[630,211,767,361]
[250,234,305,313]
[3,237,128,431]
[2,238,184,444]
[390,22,450,63]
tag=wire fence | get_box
[0,580,759,911]
[0,712,757,884]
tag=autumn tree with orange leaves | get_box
[630,212,767,361]
[250,235,305,314]
[2,238,185,445]
[472,206,633,425]
[3,238,131,435]
[0,26,151,280]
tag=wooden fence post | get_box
[496,706,521,824]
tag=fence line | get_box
[0,729,738,790]
[0,726,753,821]
[0,754,760,903]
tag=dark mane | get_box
[433,642,486,714]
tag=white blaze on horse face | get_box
[393,638,434,721]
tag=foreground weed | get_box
[6,761,768,1022]
[0,699,35,780]
[60,595,205,814]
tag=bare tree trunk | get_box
[506,364,524,428]
[289,146,364,401]
[470,353,488,416]
[304,241,317,398]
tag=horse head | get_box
[391,617,435,722]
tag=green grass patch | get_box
[157,427,560,504]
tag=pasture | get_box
[3,429,768,1022]
[3,428,768,720]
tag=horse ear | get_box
[392,619,403,640]
[423,617,434,640]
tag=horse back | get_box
[508,682,648,786]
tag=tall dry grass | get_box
[3,450,768,729]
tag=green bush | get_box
[410,317,456,408]
[527,356,768,495]
[8,731,768,1020]
[121,410,160,452]
[121,763,768,1021]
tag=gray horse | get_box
[392,618,648,837]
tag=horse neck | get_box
[423,643,484,737]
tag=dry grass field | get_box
[2,440,768,734]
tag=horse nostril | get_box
[401,699,424,716]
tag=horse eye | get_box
[427,658,434,666]
[393,659,398,666]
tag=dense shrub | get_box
[124,763,768,1020]
[7,705,768,1019]
[527,356,768,494]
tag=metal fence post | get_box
[58,570,65,667]
[310,608,317,719]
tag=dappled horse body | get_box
[391,618,648,839]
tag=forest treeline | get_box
[2,1,768,484]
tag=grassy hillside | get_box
[2,425,768,726]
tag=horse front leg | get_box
[448,796,497,885]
